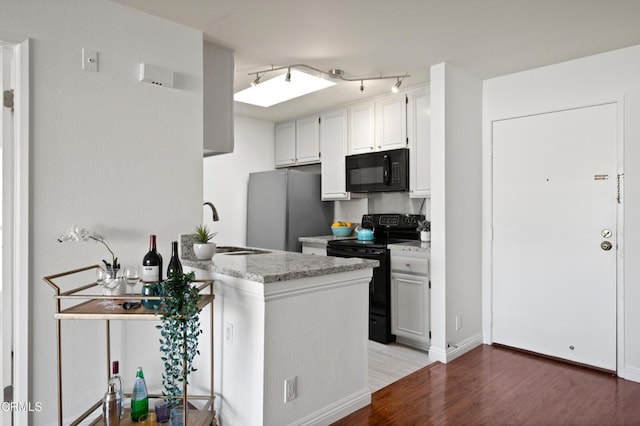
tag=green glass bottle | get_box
[130,367,149,421]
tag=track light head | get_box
[391,78,402,93]
[285,68,291,82]
[251,74,262,87]
[360,80,364,93]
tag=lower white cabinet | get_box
[301,241,327,256]
[390,251,430,350]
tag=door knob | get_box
[601,229,612,238]
[601,241,613,251]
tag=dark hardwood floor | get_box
[332,344,640,425]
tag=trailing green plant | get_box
[156,271,203,405]
[195,224,215,243]
[416,220,430,232]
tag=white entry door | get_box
[492,103,618,371]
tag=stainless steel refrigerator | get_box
[247,169,333,252]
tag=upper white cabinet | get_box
[375,94,408,151]
[349,102,375,154]
[275,116,320,167]
[320,109,350,200]
[275,121,296,167]
[407,88,431,198]
[203,41,234,157]
[295,115,321,164]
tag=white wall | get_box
[202,115,275,246]
[483,44,640,381]
[430,63,483,363]
[0,1,204,423]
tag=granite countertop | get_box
[298,235,355,244]
[182,250,378,284]
[388,241,431,254]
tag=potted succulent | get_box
[417,220,431,242]
[156,271,203,425]
[193,224,217,260]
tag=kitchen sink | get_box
[217,246,270,255]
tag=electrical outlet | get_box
[225,322,233,345]
[455,315,461,331]
[284,377,296,403]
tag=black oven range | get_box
[326,213,425,344]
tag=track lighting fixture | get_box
[391,78,402,93]
[251,73,262,87]
[246,64,409,94]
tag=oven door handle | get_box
[383,154,390,185]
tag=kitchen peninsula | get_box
[181,241,378,426]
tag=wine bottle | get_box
[130,367,149,422]
[142,235,163,283]
[108,361,123,419]
[167,241,183,277]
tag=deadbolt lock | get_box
[601,241,613,251]
[601,229,612,238]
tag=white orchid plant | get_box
[57,225,120,270]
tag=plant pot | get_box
[420,231,431,242]
[193,242,216,260]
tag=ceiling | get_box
[112,0,640,122]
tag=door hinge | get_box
[428,330,431,339]
[318,117,321,124]
[428,280,431,289]
[3,89,14,111]
[405,95,408,104]
[617,173,624,204]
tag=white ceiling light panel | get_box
[234,69,336,107]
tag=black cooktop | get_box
[328,237,414,249]
[327,213,425,249]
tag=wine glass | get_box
[124,266,141,300]
[96,267,111,306]
[103,275,123,310]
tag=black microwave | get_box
[345,148,409,193]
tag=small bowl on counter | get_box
[331,225,353,237]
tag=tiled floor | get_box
[367,341,432,392]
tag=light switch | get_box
[82,49,98,72]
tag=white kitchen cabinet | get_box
[320,109,350,200]
[203,41,234,156]
[301,241,327,256]
[275,121,296,167]
[391,251,430,350]
[349,101,375,154]
[408,87,431,198]
[275,117,320,167]
[295,115,321,164]
[375,93,408,152]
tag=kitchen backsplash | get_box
[334,193,430,223]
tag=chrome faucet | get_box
[203,202,219,221]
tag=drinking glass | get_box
[124,266,141,299]
[103,275,123,310]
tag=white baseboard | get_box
[290,387,371,426]
[444,334,483,363]
[623,365,640,383]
